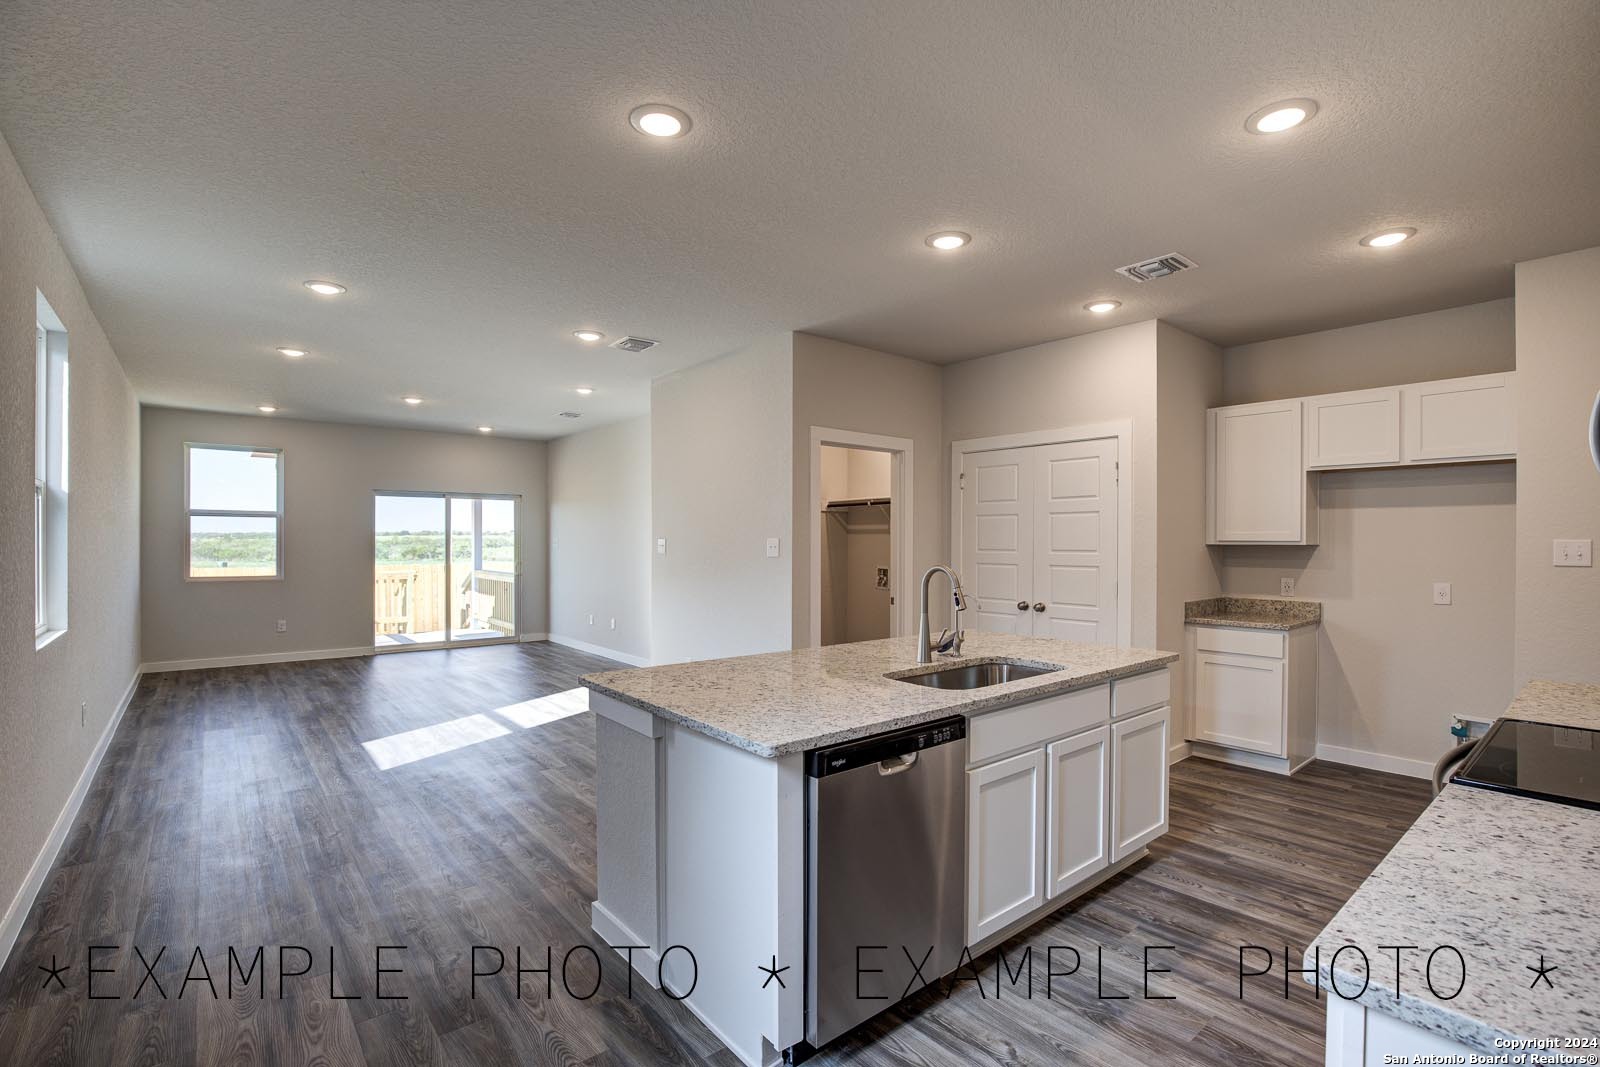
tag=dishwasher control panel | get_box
[805,716,967,777]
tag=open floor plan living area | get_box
[2,2,1598,1065]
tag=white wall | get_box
[0,132,141,956]
[653,335,795,663]
[1216,299,1519,767]
[1513,247,1600,686]
[942,321,1160,647]
[140,408,549,666]
[792,334,945,645]
[549,415,652,664]
[1156,322,1224,743]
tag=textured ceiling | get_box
[2,0,1597,438]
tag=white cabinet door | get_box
[1192,651,1286,756]
[1305,388,1402,469]
[1110,706,1170,862]
[1208,400,1316,544]
[960,447,1035,634]
[1033,439,1119,644]
[967,748,1045,944]
[1402,373,1516,463]
[1046,726,1109,898]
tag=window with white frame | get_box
[35,292,70,645]
[186,445,284,579]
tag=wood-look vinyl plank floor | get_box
[0,642,1432,1065]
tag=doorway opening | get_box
[373,492,518,649]
[808,428,915,648]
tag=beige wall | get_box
[1514,247,1600,686]
[792,334,945,646]
[1156,322,1225,742]
[1215,299,1519,767]
[1222,298,1515,405]
[0,133,141,946]
[653,335,794,663]
[140,408,548,665]
[549,415,652,663]
[943,321,1160,647]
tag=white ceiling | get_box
[2,0,1597,438]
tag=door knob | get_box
[1032,602,1046,612]
[1016,601,1029,611]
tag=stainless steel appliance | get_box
[1449,718,1600,811]
[805,716,966,1050]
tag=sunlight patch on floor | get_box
[493,687,588,728]
[361,688,590,769]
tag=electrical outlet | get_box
[81,701,87,727]
[609,618,616,630]
[1433,582,1452,606]
[1554,539,1593,567]
[276,619,287,633]
[587,613,594,626]
[656,538,667,556]
[1280,577,1296,598]
[766,537,781,558]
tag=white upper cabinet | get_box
[1207,400,1319,545]
[1304,387,1402,469]
[1402,373,1516,463]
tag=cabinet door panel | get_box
[1111,707,1170,861]
[967,748,1045,944]
[1402,374,1516,462]
[1192,651,1286,755]
[1209,401,1309,543]
[1305,388,1401,469]
[1047,726,1110,898]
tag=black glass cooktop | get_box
[1453,718,1600,811]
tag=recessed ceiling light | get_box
[575,387,594,396]
[276,347,308,358]
[477,425,493,434]
[1084,300,1122,314]
[629,104,692,138]
[1245,98,1318,134]
[573,330,604,343]
[1360,227,1417,248]
[402,396,423,406]
[925,231,971,251]
[303,280,347,296]
[256,404,277,414]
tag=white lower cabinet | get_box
[1045,725,1109,898]
[1187,623,1317,774]
[966,748,1045,944]
[965,673,1170,946]
[1110,706,1170,862]
[1192,651,1285,754]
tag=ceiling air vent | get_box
[610,335,659,353]
[1114,253,1197,282]
[557,411,583,419]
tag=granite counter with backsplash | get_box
[1184,595,1322,631]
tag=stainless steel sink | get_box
[891,660,1063,689]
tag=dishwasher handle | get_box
[878,752,918,776]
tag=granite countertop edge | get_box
[582,646,1180,758]
[1184,613,1321,631]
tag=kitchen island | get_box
[1308,681,1600,1064]
[581,633,1178,1066]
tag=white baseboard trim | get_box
[1168,740,1192,765]
[547,633,650,668]
[0,669,141,973]
[141,646,373,674]
[518,632,549,643]
[590,900,661,989]
[1315,743,1432,780]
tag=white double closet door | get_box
[960,438,1119,644]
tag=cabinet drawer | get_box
[1192,626,1284,659]
[1112,667,1170,718]
[968,684,1109,765]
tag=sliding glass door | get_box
[374,492,517,649]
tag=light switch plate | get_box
[1433,582,1452,606]
[1280,577,1296,597]
[656,538,667,555]
[1554,539,1593,567]
[766,537,781,558]
[276,619,287,633]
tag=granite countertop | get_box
[1305,680,1600,1051]
[1184,595,1322,630]
[581,633,1178,757]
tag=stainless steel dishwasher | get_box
[805,715,966,1050]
